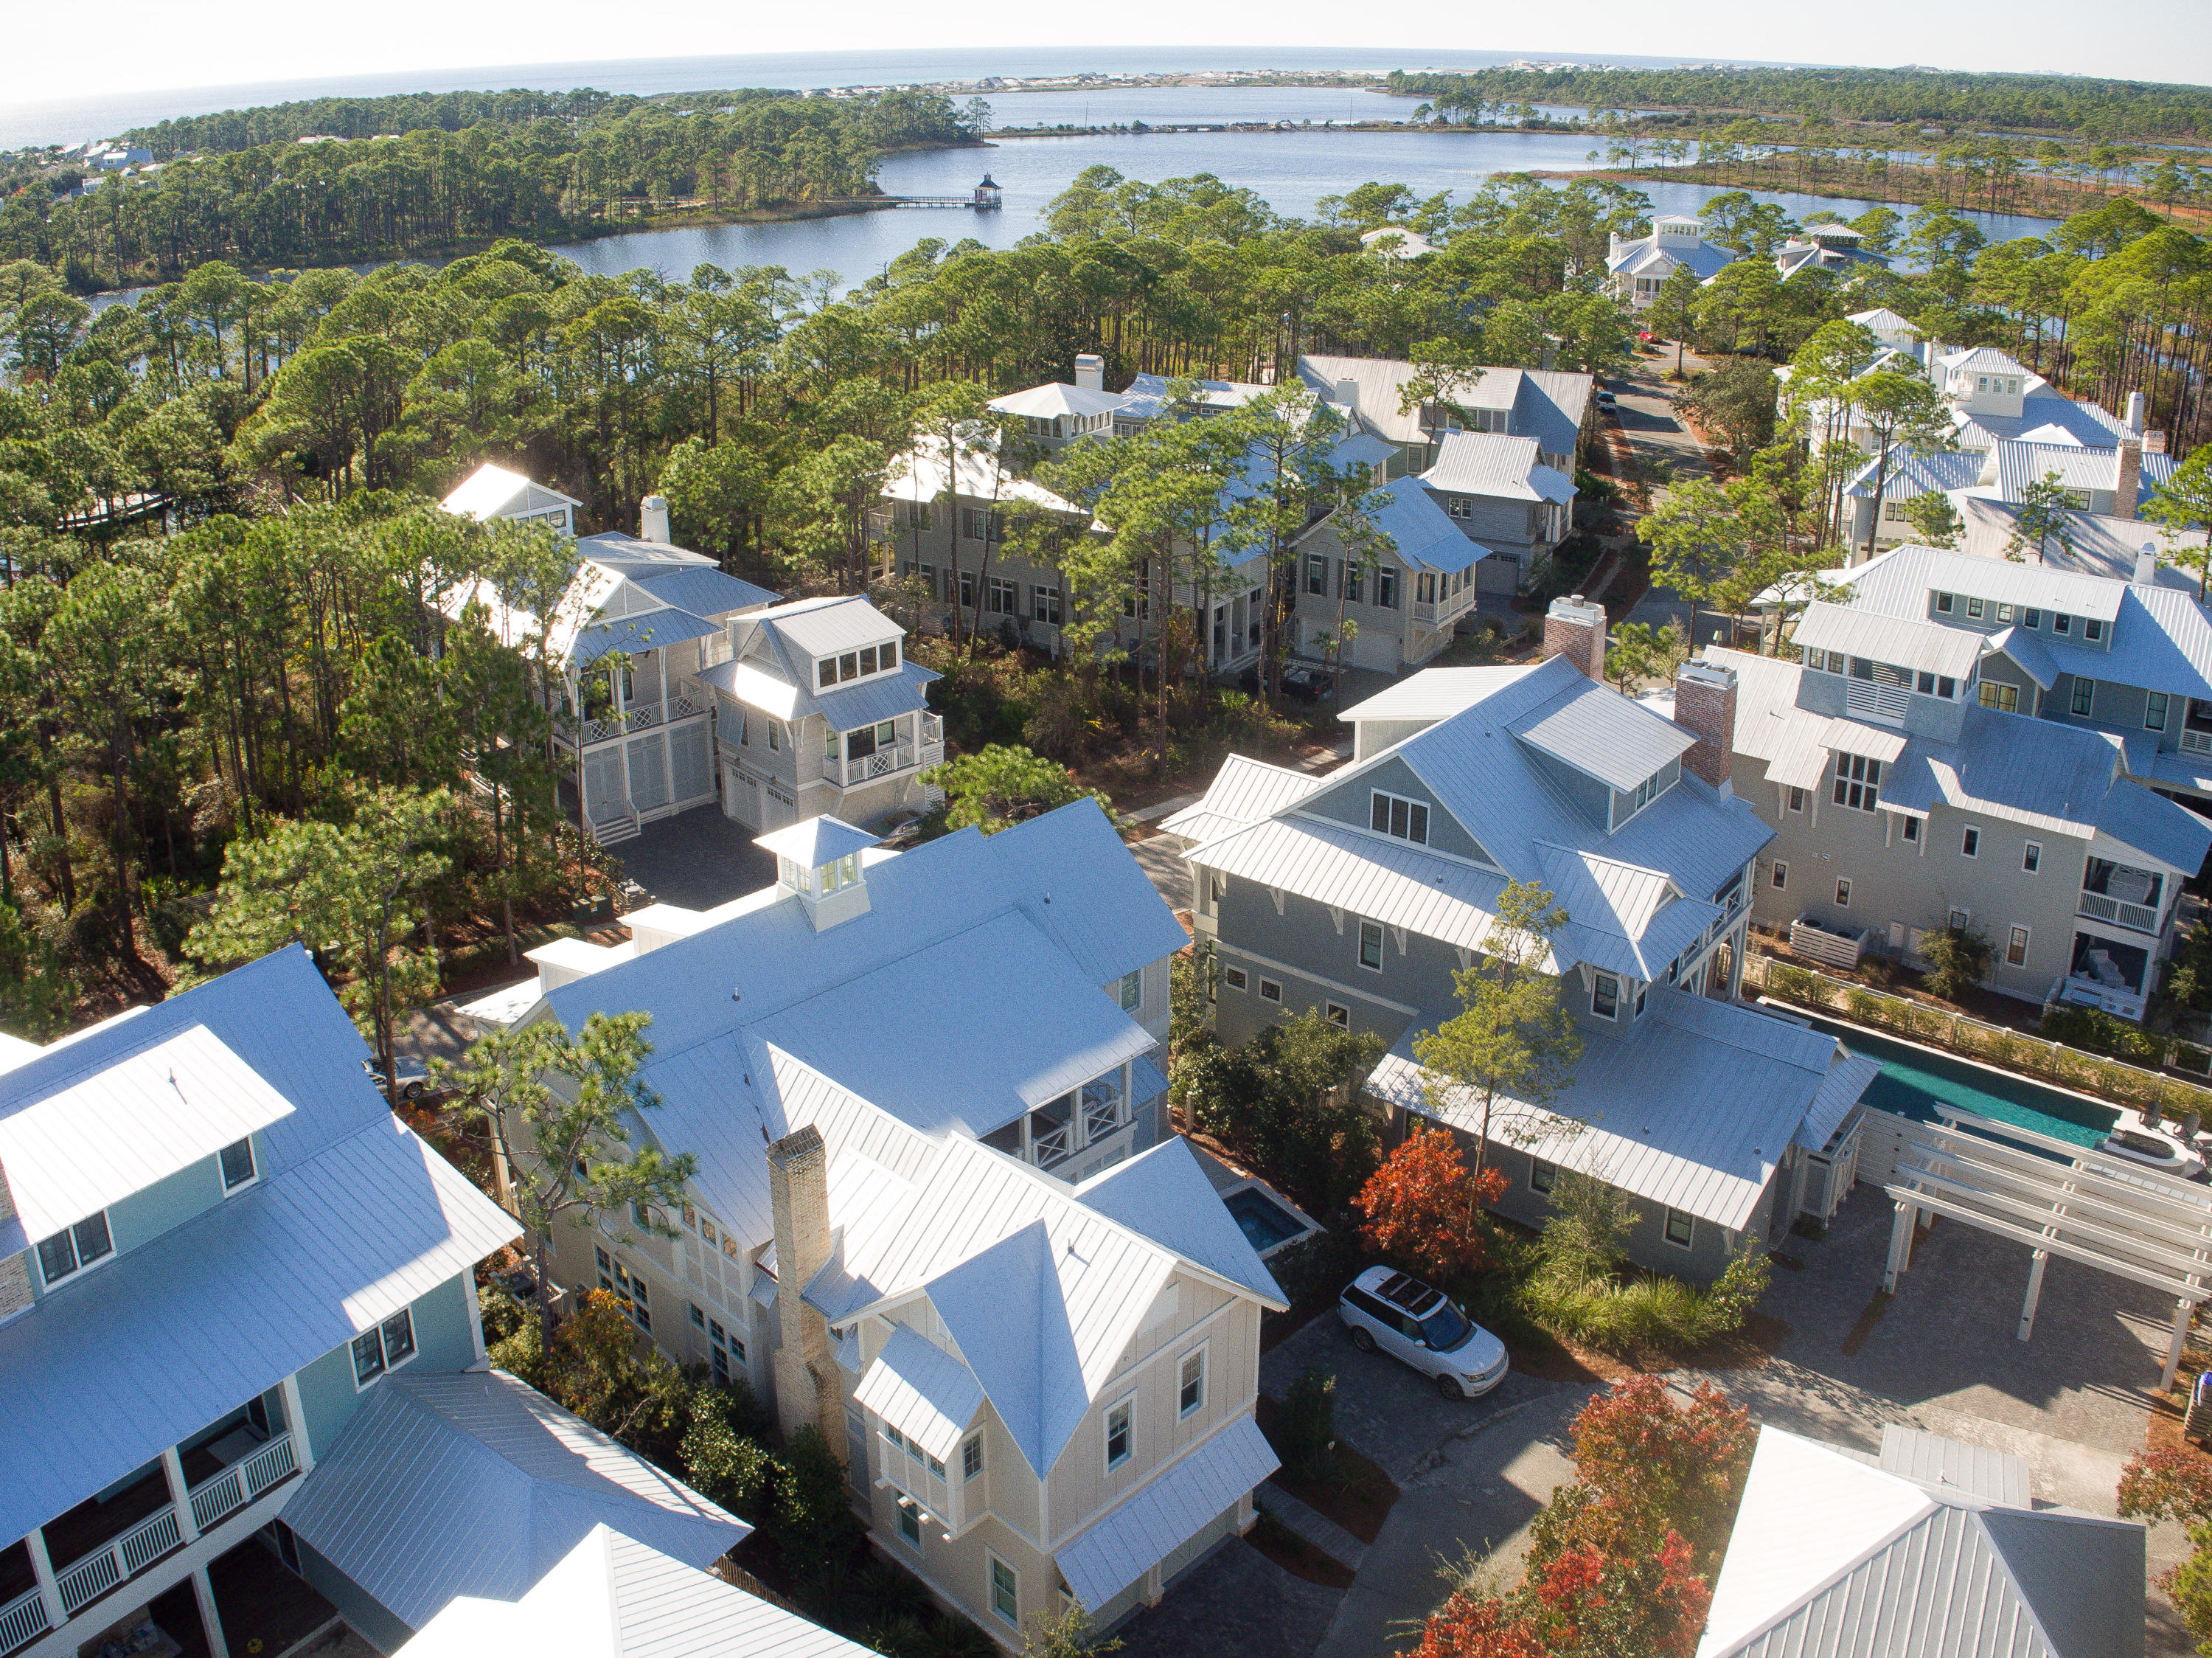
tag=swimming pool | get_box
[1223,1186,1310,1255]
[1793,1013,2119,1148]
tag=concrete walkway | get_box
[1256,1480,1369,1570]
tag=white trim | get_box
[987,1552,1020,1627]
[1103,1392,1135,1475]
[1176,1341,1208,1421]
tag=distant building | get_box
[1604,213,1736,308]
[1775,222,1890,282]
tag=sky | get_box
[5,0,2209,111]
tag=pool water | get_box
[1796,1014,2118,1148]
[1224,1187,1307,1253]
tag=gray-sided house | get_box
[1165,599,1884,1280]
[440,490,779,845]
[456,801,1289,1646]
[1286,475,1489,672]
[694,593,945,833]
[1697,1424,2144,1658]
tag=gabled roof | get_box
[852,1324,986,1462]
[1987,440,2146,504]
[707,596,936,726]
[1072,1137,1286,1306]
[1295,355,1592,459]
[1792,601,1986,680]
[0,1024,296,1241]
[1421,433,1576,503]
[1848,307,1920,338]
[1055,1418,1279,1612]
[882,429,1088,516]
[1940,345,2031,378]
[1118,372,1275,420]
[989,381,1134,421]
[1508,676,1697,792]
[439,462,581,520]
[283,1370,747,1633]
[1953,385,2129,452]
[1374,991,1872,1232]
[1844,447,1985,499]
[1158,754,1322,845]
[401,1525,870,1658]
[1699,1426,2143,1658]
[1357,474,1492,572]
[1336,666,1537,726]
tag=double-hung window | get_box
[2148,692,2171,732]
[36,1210,113,1286]
[1358,921,1384,972]
[1118,969,1142,1012]
[1031,586,1063,626]
[220,1136,257,1192]
[1961,826,1980,858]
[352,1308,417,1388]
[897,1498,923,1549]
[1832,752,1880,811]
[963,1435,984,1481]
[2070,678,2096,717]
[1377,566,1399,609]
[1178,1348,1205,1418]
[1105,1398,1133,1471]
[1770,861,1788,889]
[1663,1210,1694,1248]
[987,577,1018,617]
[990,1558,1019,1625]
[1531,1159,1557,1193]
[2023,841,2041,873]
[1591,973,1620,1020]
[1371,790,1430,844]
[1307,555,1328,597]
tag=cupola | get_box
[755,816,877,932]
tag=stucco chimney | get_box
[1543,595,1607,683]
[2115,439,2142,522]
[1074,353,1105,392]
[2126,389,2147,436]
[1609,230,1622,259]
[1926,341,1947,390]
[2136,543,2159,584]
[766,1127,844,1459]
[1334,376,1360,417]
[1673,655,1739,796]
[640,494,672,543]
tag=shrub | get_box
[680,1400,776,1514]
[1357,1125,1509,1283]
[1919,924,1992,999]
[1266,1228,1363,1310]
[2042,1004,2166,1063]
[1277,1364,1338,1482]
[777,1423,863,1578]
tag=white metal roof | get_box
[439,462,581,521]
[1157,754,1324,846]
[1848,308,1920,339]
[402,1525,872,1658]
[1792,602,1986,680]
[852,1324,986,1462]
[1071,1137,1286,1307]
[749,594,904,659]
[754,816,877,869]
[1955,498,2208,583]
[1509,678,1698,792]
[881,429,1088,517]
[286,1370,748,1634]
[0,1024,297,1239]
[1336,665,1536,728]
[1421,433,1576,503]
[988,381,1133,420]
[1054,1418,1279,1610]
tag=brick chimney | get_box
[766,1126,844,1459]
[1543,595,1607,683]
[1673,654,1739,796]
[2115,439,2142,522]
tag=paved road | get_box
[1604,349,1735,649]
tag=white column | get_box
[2163,1300,2194,1393]
[24,1527,65,1633]
[1142,1561,1165,1607]
[1882,1200,1913,1294]
[2017,1249,2049,1341]
[279,1374,316,1474]
[1728,924,1748,999]
[190,1566,231,1658]
[161,1446,200,1543]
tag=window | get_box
[964,1435,984,1481]
[2070,679,2095,717]
[1325,1002,1350,1028]
[2148,693,2171,732]
[1358,921,1384,972]
[1635,982,1648,1017]
[1447,495,1473,520]
[818,657,836,689]
[1307,555,1327,597]
[1119,969,1142,1012]
[1935,592,1954,614]
[1179,1348,1206,1417]
[1224,966,1249,992]
[1770,861,1788,889]
[1341,562,1363,604]
[1835,878,1852,907]
[1370,790,1430,845]
[2007,926,2030,968]
[1259,978,1282,1003]
[2053,613,2072,636]
[1591,972,1620,1020]
[2085,619,2104,642]
[1997,603,2014,622]
[897,1499,923,1550]
[1949,906,1972,929]
[767,721,780,752]
[35,1210,113,1286]
[352,1308,417,1389]
[1961,826,1980,858]
[1663,1209,1694,1248]
[1966,597,1985,620]
[2025,608,2041,628]
[990,1558,1019,1625]
[1787,786,1806,814]
[2023,841,2041,873]
[987,577,1018,617]
[1105,1399,1133,1471]
[219,1137,257,1191]
[959,569,977,609]
[690,1303,706,1330]
[1832,752,1881,811]
[1902,816,1921,843]
[1531,1158,1557,1194]
[1980,681,2019,712]
[1377,566,1399,610]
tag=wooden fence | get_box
[1745,954,2212,1121]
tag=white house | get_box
[438,461,582,537]
[1604,213,1737,307]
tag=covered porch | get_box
[2053,929,2154,1022]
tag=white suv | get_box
[1338,1266,1509,1400]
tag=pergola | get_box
[1883,1106,2212,1390]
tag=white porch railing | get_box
[1082,1092,1125,1144]
[1032,1123,1073,1169]
[1846,680,1910,724]
[2078,891,2160,934]
[55,1504,182,1616]
[560,693,704,748]
[840,746,915,786]
[187,1433,297,1534]
[0,1584,47,1654]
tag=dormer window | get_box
[816,639,900,690]
[1625,765,1671,816]
[220,1137,257,1192]
[2085,619,2104,642]
[1833,753,1882,811]
[36,1210,113,1286]
[1370,790,1429,845]
[2053,614,2071,636]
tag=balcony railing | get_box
[0,1585,47,1654]
[558,693,704,747]
[835,715,945,788]
[2078,890,2161,934]
[1032,1122,1073,1168]
[47,1432,299,1623]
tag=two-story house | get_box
[459,800,1287,1643]
[439,461,581,536]
[692,594,945,833]
[1604,212,1737,307]
[441,485,781,844]
[0,948,773,1658]
[1774,222,1890,282]
[1284,475,1488,671]
[1165,600,1884,1280]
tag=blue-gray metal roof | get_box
[0,1114,519,1544]
[570,608,722,668]
[1361,476,1489,574]
[1845,448,1985,499]
[1507,671,1698,792]
[810,660,939,729]
[283,1370,746,1633]
[2095,779,2212,873]
[627,564,779,619]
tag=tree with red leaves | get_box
[1546,1374,1758,1569]
[1357,1123,1509,1282]
[1411,1531,1713,1658]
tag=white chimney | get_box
[1074,353,1105,392]
[1927,341,1947,391]
[2136,543,2159,584]
[640,494,671,543]
[1609,230,1622,259]
[1334,376,1360,417]
[2126,390,2147,436]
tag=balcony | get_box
[833,715,944,789]
[556,693,705,749]
[2079,859,2165,936]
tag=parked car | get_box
[1338,1266,1509,1399]
[877,810,927,850]
[1280,664,1332,703]
[2101,1126,2207,1179]
[1595,389,1618,409]
[365,1054,433,1102]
